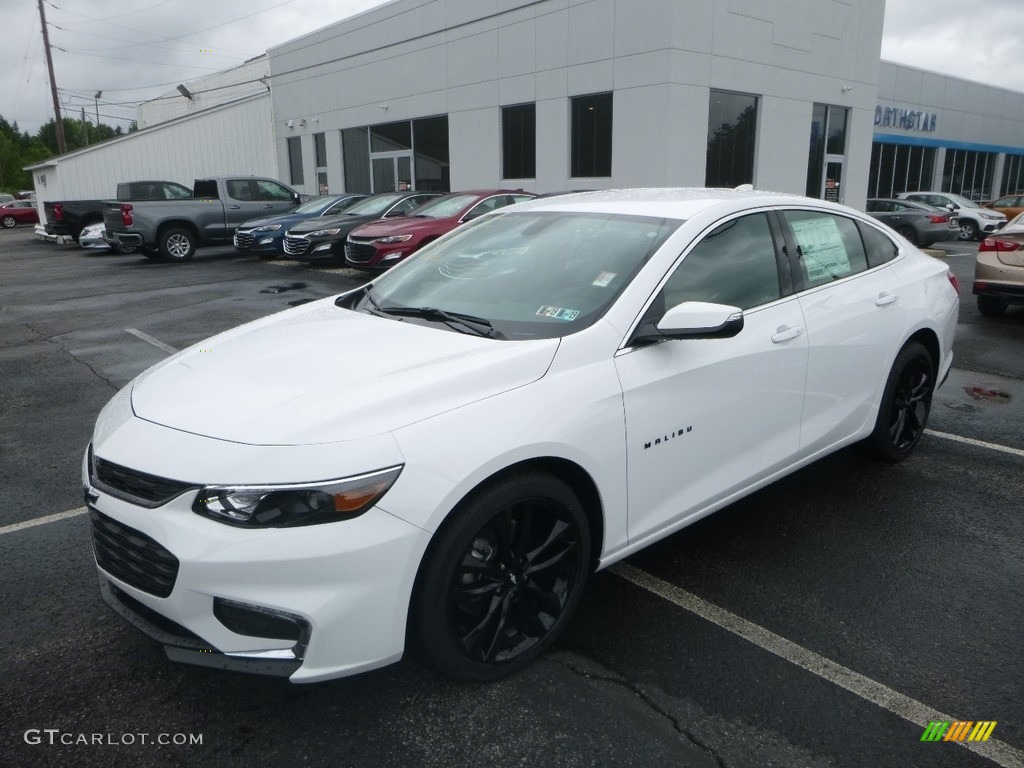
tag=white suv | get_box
[897,191,1006,241]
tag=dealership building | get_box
[27,0,1024,212]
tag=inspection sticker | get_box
[536,306,580,321]
[592,271,617,287]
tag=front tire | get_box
[866,341,934,462]
[958,220,978,241]
[411,470,591,682]
[1,215,15,228]
[159,227,196,261]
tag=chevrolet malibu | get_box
[85,188,958,683]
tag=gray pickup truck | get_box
[103,176,302,261]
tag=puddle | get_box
[260,281,308,294]
[287,298,316,307]
[963,386,1011,403]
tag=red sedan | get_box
[1,200,40,228]
[344,190,534,269]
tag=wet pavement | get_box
[1,228,1021,768]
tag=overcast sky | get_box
[2,0,1021,135]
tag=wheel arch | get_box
[906,326,941,381]
[156,219,200,243]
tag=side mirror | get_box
[293,193,301,205]
[632,301,744,344]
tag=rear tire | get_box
[866,341,934,463]
[2,215,15,228]
[158,227,196,262]
[977,295,1007,317]
[896,225,917,245]
[411,470,591,682]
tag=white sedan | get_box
[84,188,959,683]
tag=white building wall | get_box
[138,56,270,129]
[268,0,885,203]
[28,96,276,211]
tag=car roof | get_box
[513,187,820,220]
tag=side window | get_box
[389,197,421,215]
[256,180,294,202]
[782,210,868,288]
[463,196,504,221]
[163,183,192,200]
[859,222,899,268]
[511,194,534,204]
[657,213,781,314]
[226,180,254,201]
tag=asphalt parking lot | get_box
[1,228,1022,768]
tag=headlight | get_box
[193,466,402,528]
[252,224,282,232]
[305,228,341,237]
[980,213,1002,220]
[375,234,413,244]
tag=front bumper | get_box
[234,231,283,254]
[85,423,431,683]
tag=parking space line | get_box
[0,507,87,537]
[926,429,1024,459]
[125,328,178,354]
[612,563,1024,768]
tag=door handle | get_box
[875,292,898,306]
[771,325,803,343]
[260,204,272,209]
[228,205,241,209]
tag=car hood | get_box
[287,212,387,235]
[238,212,316,230]
[130,298,559,446]
[350,216,456,239]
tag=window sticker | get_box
[536,306,581,321]
[790,217,851,283]
[592,271,617,287]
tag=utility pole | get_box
[95,91,102,130]
[81,107,89,146]
[37,0,66,154]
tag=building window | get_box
[868,142,936,198]
[287,136,304,186]
[413,116,450,192]
[1001,153,1024,196]
[502,103,536,180]
[942,148,997,201]
[706,90,758,188]
[342,128,370,193]
[313,132,328,194]
[571,93,612,178]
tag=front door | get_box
[822,160,843,204]
[614,212,808,545]
[371,152,414,193]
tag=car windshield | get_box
[358,211,680,340]
[405,194,480,219]
[294,196,339,215]
[343,193,408,216]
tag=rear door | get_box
[221,179,268,234]
[778,209,908,456]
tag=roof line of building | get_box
[24,92,270,171]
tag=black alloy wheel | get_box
[412,471,590,681]
[867,341,934,462]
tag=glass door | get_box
[370,152,414,193]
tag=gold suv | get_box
[974,212,1024,316]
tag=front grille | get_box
[234,231,255,249]
[345,240,377,263]
[91,508,179,598]
[93,456,196,508]
[283,235,310,256]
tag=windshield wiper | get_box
[378,306,505,339]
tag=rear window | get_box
[193,180,219,199]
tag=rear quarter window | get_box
[859,222,899,268]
